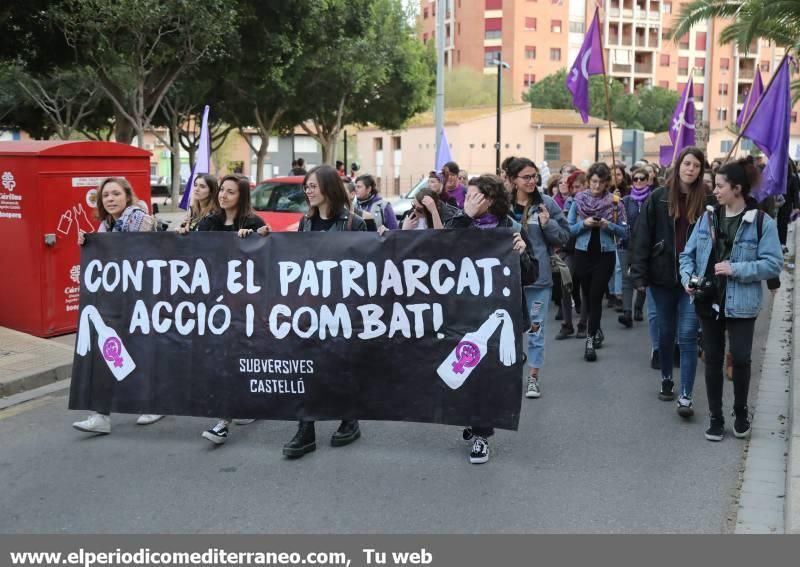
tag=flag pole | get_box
[671,69,695,166]
[596,9,618,192]
[725,52,791,162]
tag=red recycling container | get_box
[0,141,151,337]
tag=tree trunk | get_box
[114,110,135,144]
[170,117,182,208]
[255,141,267,183]
[320,133,338,165]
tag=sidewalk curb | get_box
[787,226,800,534]
[0,361,72,398]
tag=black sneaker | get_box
[469,436,489,464]
[658,379,675,401]
[584,336,597,362]
[733,407,751,439]
[576,323,587,339]
[593,329,604,349]
[331,419,361,447]
[705,416,725,442]
[201,421,229,445]
[618,311,633,328]
[555,322,574,340]
[650,350,660,370]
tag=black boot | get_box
[283,421,316,458]
[618,310,633,328]
[733,406,751,439]
[331,419,361,447]
[555,322,575,340]
[584,335,597,362]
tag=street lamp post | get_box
[495,57,510,174]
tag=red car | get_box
[251,176,308,232]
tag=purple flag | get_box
[742,58,791,200]
[435,129,454,171]
[736,70,763,129]
[566,9,605,123]
[659,145,675,167]
[179,105,211,210]
[669,76,695,154]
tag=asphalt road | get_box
[0,295,771,534]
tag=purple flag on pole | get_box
[736,70,763,129]
[659,145,675,167]
[669,76,695,154]
[566,9,605,123]
[435,129,454,171]
[179,105,211,210]
[742,58,791,200]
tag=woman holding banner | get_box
[194,175,266,445]
[283,164,367,459]
[72,177,162,434]
[508,157,571,400]
[179,174,220,232]
[445,174,538,463]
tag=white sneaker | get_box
[232,419,256,425]
[136,414,164,425]
[72,413,111,434]
[525,374,541,398]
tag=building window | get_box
[569,21,583,33]
[485,30,502,39]
[694,83,704,102]
[720,140,733,153]
[718,84,728,96]
[678,34,689,49]
[485,17,502,39]
[662,27,672,41]
[793,112,798,123]
[524,74,536,87]
[760,60,770,72]
[717,108,727,121]
[551,20,562,33]
[525,45,536,59]
[525,17,537,30]
[695,32,707,51]
[678,56,689,75]
[660,54,670,67]
[695,57,705,72]
[550,48,561,61]
[663,1,672,14]
[423,8,428,19]
[544,142,561,162]
[423,33,428,43]
[484,47,501,67]
[720,58,730,70]
[659,80,669,89]
[486,0,503,9]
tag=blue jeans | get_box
[649,285,699,397]
[646,288,659,351]
[608,251,622,295]
[524,286,552,369]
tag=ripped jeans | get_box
[524,286,553,369]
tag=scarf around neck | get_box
[574,191,614,220]
[472,213,499,229]
[629,185,651,203]
[554,192,568,210]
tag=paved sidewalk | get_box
[788,225,800,533]
[0,327,74,397]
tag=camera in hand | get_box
[688,274,716,303]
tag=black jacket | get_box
[196,213,265,232]
[445,211,539,286]
[299,208,367,232]
[629,186,713,289]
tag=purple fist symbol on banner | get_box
[452,341,481,375]
[102,337,124,368]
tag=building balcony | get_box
[612,63,633,73]
[634,62,654,74]
[738,69,755,80]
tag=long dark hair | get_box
[414,188,442,227]
[190,173,220,221]
[667,146,706,224]
[305,164,350,219]
[218,174,255,228]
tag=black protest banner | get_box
[69,229,524,429]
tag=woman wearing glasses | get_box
[282,165,367,459]
[509,157,571,398]
[618,168,653,328]
[679,157,782,441]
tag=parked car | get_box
[389,177,428,223]
[251,176,307,232]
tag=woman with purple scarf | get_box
[618,167,653,327]
[567,163,628,361]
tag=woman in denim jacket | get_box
[679,158,782,442]
[567,162,627,361]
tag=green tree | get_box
[53,0,237,146]
[294,0,435,163]
[444,67,513,108]
[636,87,680,132]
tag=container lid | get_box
[0,140,151,157]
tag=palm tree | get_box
[671,0,800,53]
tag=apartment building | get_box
[419,0,800,158]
